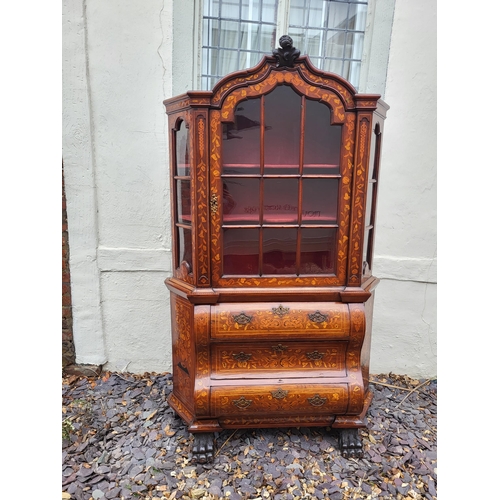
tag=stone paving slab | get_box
[62,372,437,500]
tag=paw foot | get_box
[339,429,363,459]
[192,433,215,464]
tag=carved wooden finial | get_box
[272,34,300,68]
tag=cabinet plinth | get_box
[164,38,388,461]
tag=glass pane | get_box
[368,126,377,181]
[263,228,297,275]
[344,32,355,59]
[352,32,364,60]
[175,120,190,176]
[176,180,191,224]
[222,178,260,224]
[204,0,220,17]
[300,228,336,274]
[220,0,241,20]
[263,178,299,224]
[239,50,264,70]
[264,85,301,169]
[262,0,278,23]
[223,228,259,275]
[241,0,261,21]
[347,3,367,31]
[323,57,343,75]
[287,27,306,51]
[289,0,307,26]
[325,30,345,59]
[327,2,349,29]
[363,227,372,273]
[177,226,193,271]
[365,183,373,228]
[222,97,261,170]
[240,22,260,50]
[304,29,322,58]
[220,20,240,46]
[218,49,240,77]
[307,56,322,70]
[304,99,341,172]
[308,0,326,28]
[302,179,338,223]
[344,60,361,88]
[260,23,276,53]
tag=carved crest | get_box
[272,35,300,68]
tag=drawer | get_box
[211,341,347,378]
[211,383,349,416]
[211,302,350,340]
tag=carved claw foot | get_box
[339,429,364,458]
[192,433,215,464]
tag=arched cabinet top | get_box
[164,55,381,117]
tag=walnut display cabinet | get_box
[163,36,388,463]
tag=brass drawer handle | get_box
[306,350,325,361]
[233,312,253,325]
[232,351,252,362]
[271,388,289,399]
[308,394,327,407]
[232,396,253,410]
[308,311,328,323]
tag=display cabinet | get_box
[163,36,388,463]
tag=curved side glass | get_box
[174,120,193,273]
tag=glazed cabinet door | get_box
[210,82,356,288]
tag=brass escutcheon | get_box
[232,351,252,362]
[233,312,252,325]
[308,394,327,407]
[271,388,289,399]
[272,304,290,317]
[232,396,253,410]
[306,350,325,361]
[308,311,328,323]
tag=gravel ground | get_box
[62,372,437,500]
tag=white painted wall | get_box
[62,0,437,378]
[63,0,174,373]
[370,0,437,378]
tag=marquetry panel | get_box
[212,383,349,416]
[170,295,194,409]
[211,302,350,339]
[211,341,347,378]
[348,114,373,286]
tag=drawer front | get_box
[212,383,349,416]
[211,302,350,340]
[212,341,347,378]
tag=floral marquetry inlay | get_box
[213,385,349,415]
[212,303,351,337]
[164,47,386,448]
[213,342,346,375]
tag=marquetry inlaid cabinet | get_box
[163,36,389,462]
